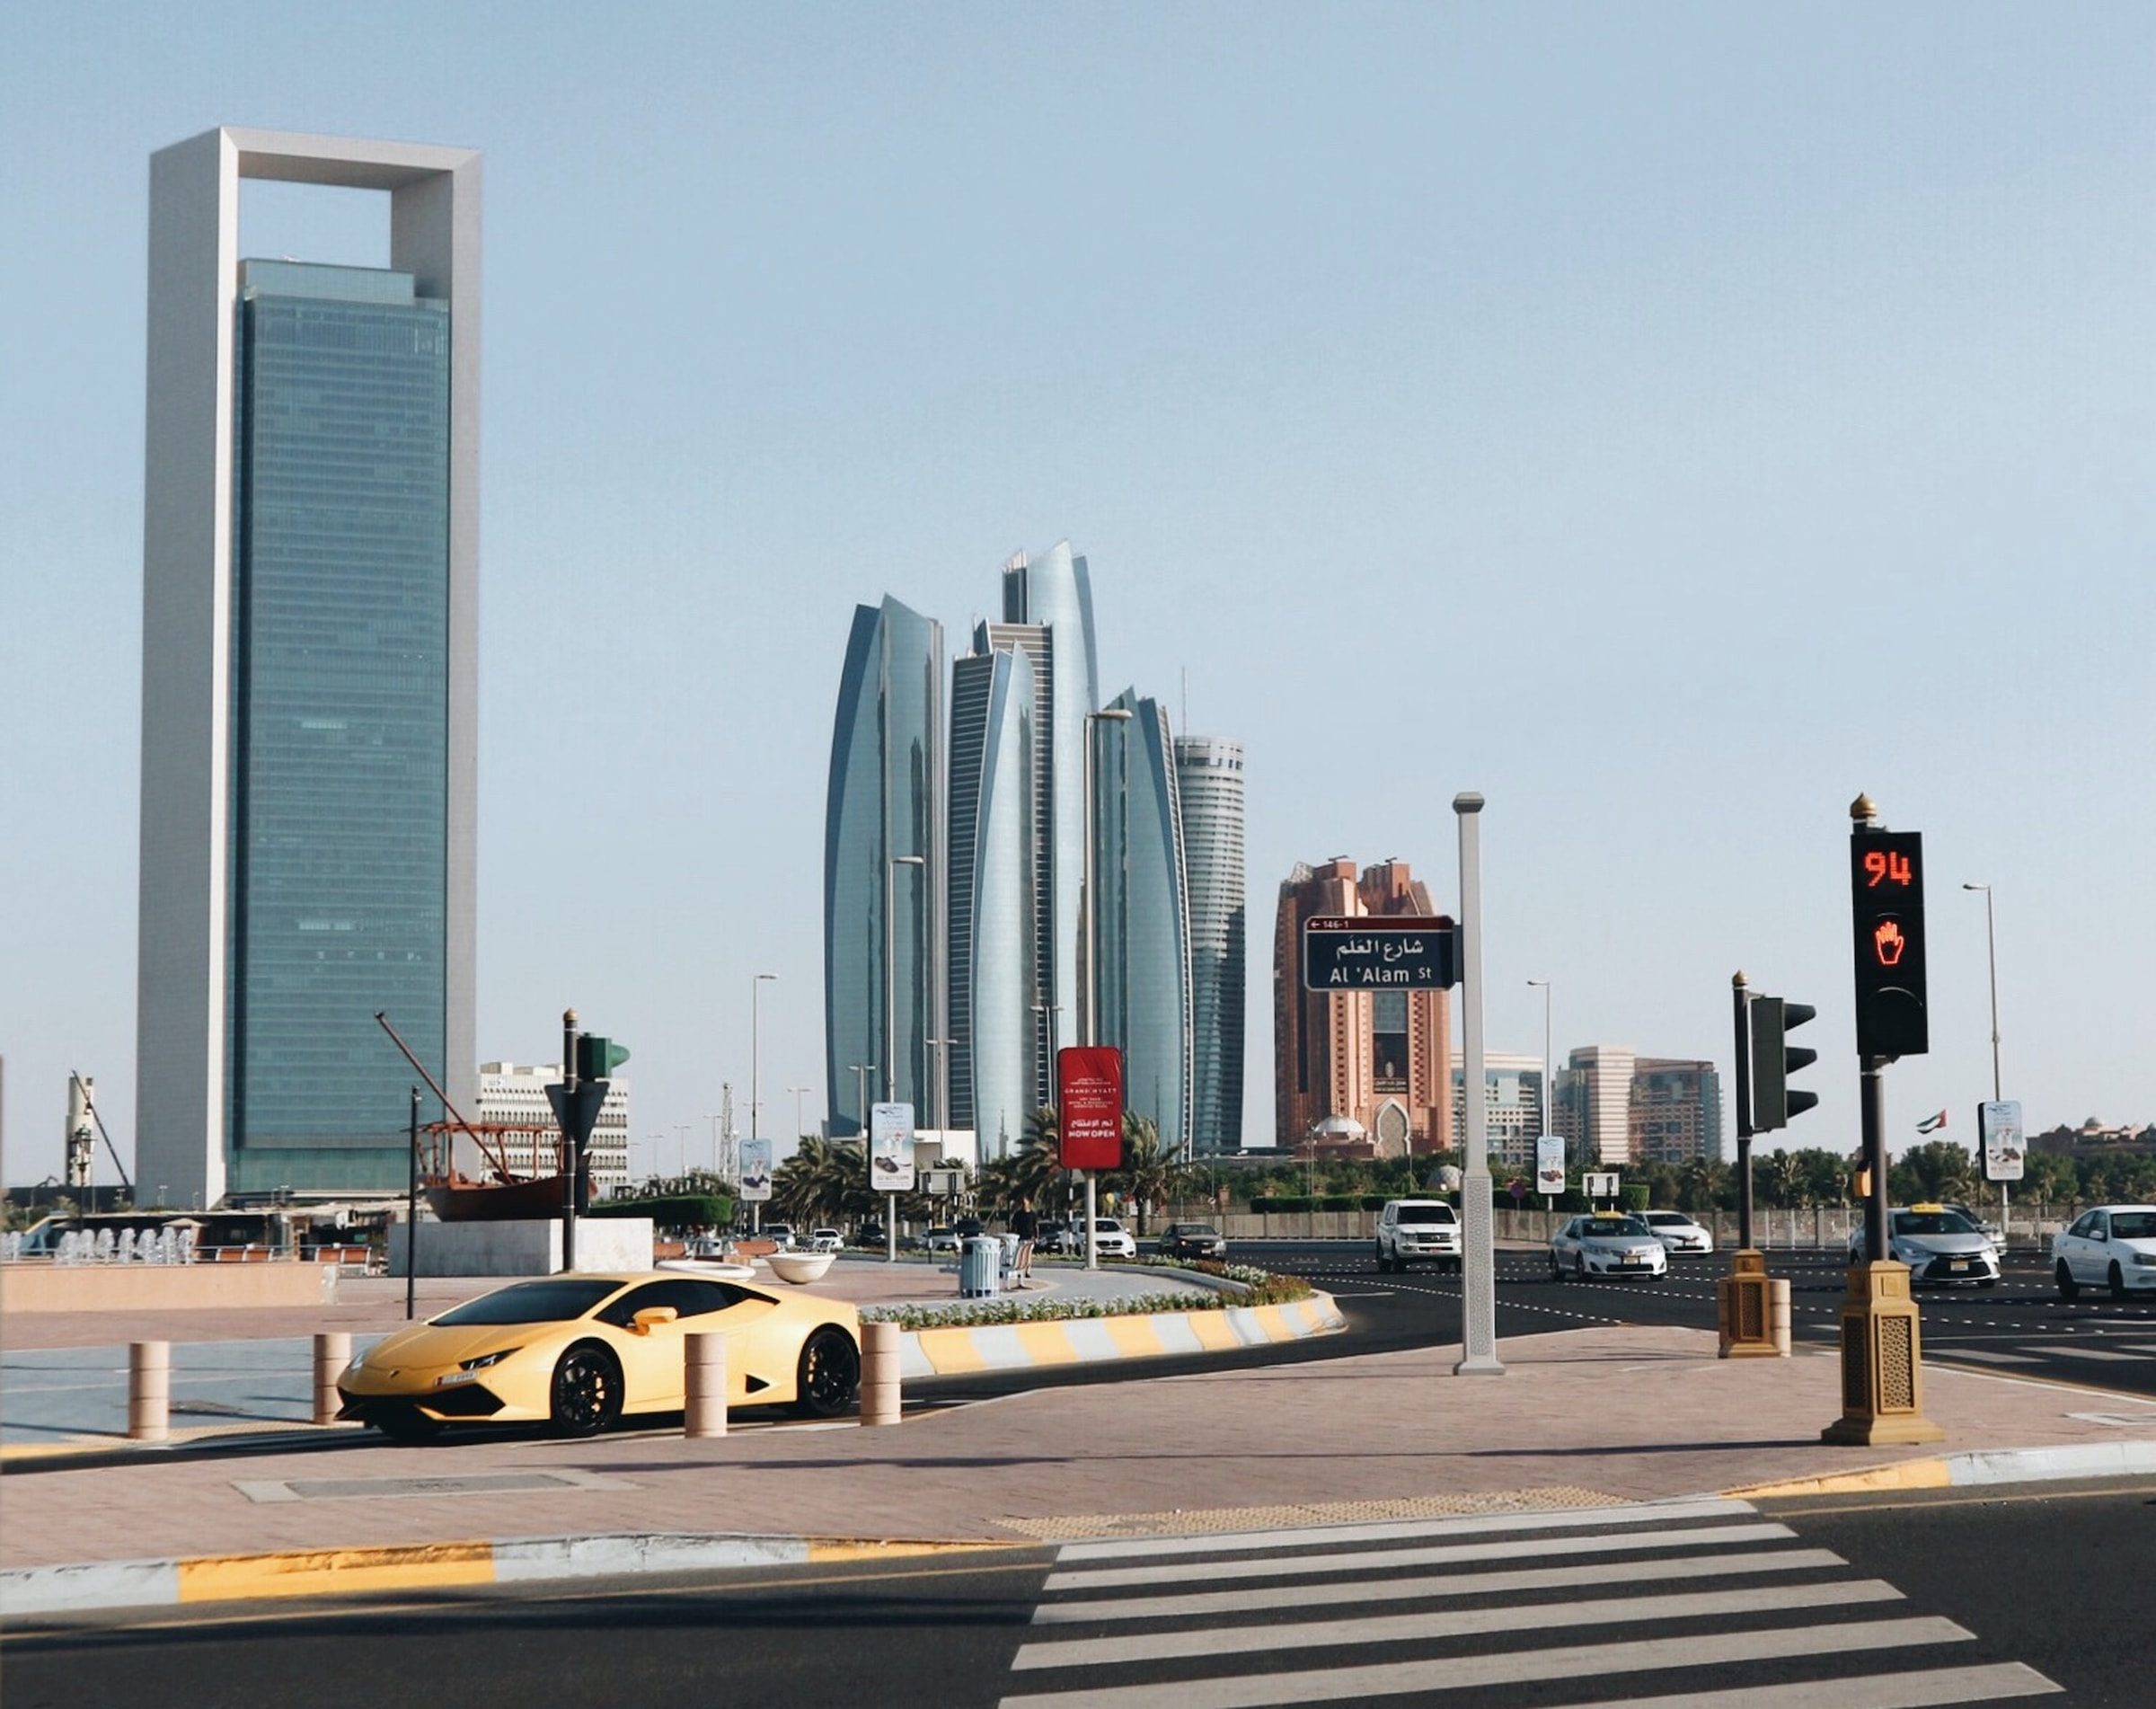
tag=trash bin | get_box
[997,1233,1021,1286]
[959,1235,1003,1298]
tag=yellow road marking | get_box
[177,1541,496,1602]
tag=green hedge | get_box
[588,1193,733,1230]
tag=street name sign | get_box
[1302,916,1458,991]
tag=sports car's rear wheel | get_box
[549,1344,623,1438]
[373,1404,445,1444]
[791,1327,860,1418]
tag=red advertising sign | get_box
[1057,1046,1125,1171]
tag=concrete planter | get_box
[764,1250,836,1285]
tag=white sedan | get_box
[808,1227,844,1253]
[1639,1210,1715,1257]
[2053,1205,2156,1301]
[1550,1214,1669,1280]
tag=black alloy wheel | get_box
[550,1344,623,1438]
[2055,1260,2080,1301]
[2110,1262,2130,1302]
[793,1327,861,1418]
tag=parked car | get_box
[954,1217,986,1240]
[2052,1204,2156,1300]
[1550,1213,1669,1280]
[761,1223,797,1250]
[1159,1223,1228,1262]
[1848,1205,2000,1287]
[1039,1218,1083,1255]
[1639,1210,1715,1257]
[808,1227,844,1253]
[1944,1200,2002,1240]
[1374,1199,1462,1272]
[1091,1218,1137,1259]
[336,1272,860,1440]
[924,1226,961,1254]
[855,1220,888,1248]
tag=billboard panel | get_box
[870,1102,916,1192]
[1057,1047,1125,1171]
[737,1138,773,1203]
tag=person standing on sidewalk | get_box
[1011,1196,1039,1283]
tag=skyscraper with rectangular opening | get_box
[137,129,480,1206]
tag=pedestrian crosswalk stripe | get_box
[1524,1660,2060,1708]
[997,1615,1974,1709]
[1015,1576,1904,1669]
[1044,1519,1797,1593]
[2037,1345,2144,1361]
[1029,1545,1849,1625]
[1053,1495,1744,1563]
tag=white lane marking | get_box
[1524,1661,2061,1708]
[1030,1545,1849,1625]
[1052,1496,1750,1563]
[995,1616,1972,1709]
[1930,1349,2040,1365]
[1013,1578,1904,1669]
[2037,1346,2147,1362]
[1044,1521,1798,1593]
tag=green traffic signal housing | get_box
[575,1034,631,1081]
[1748,996,1818,1130]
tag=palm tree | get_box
[1678,1156,1729,1216]
[1113,1113,1183,1235]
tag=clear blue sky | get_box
[4,3,2152,1185]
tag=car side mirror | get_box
[631,1306,680,1334]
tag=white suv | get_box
[1091,1218,1137,1259]
[1375,1200,1462,1272]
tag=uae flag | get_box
[1915,1110,1948,1134]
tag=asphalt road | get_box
[13,1479,2152,1706]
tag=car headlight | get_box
[2134,1253,2156,1267]
[458,1348,519,1372]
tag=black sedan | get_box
[1158,1223,1228,1262]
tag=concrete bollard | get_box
[685,1331,728,1439]
[1770,1277,1792,1358]
[859,1320,902,1426]
[128,1341,170,1441]
[314,1332,351,1425]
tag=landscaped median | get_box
[865,1264,1347,1379]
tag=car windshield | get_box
[1894,1211,1975,1236]
[433,1280,620,1326]
[2109,1212,2156,1240]
[1643,1213,1688,1226]
[1175,1226,1221,1237]
[1396,1205,1456,1224]
[1094,1219,1123,1232]
[1584,1218,1648,1238]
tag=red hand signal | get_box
[1874,921,1906,967]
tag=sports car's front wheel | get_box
[550,1343,623,1438]
[792,1327,861,1418]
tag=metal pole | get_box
[1862,1055,1889,1266]
[752,973,775,1149]
[561,1008,579,1274]
[406,1085,420,1320]
[1969,883,2008,1246]
[1732,972,1754,1253]
[884,860,897,1106]
[1454,792,1503,1375]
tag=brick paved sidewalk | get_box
[5,1323,2148,1573]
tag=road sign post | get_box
[1453,793,1502,1376]
[1825,794,1944,1448]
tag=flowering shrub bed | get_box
[861,1265,1313,1331]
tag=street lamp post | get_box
[1965,882,2006,1243]
[885,854,926,1108]
[787,1085,810,1142]
[1080,707,1134,1274]
[751,971,776,1154]
[1527,978,1553,1164]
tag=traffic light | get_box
[1850,828,1928,1058]
[1748,996,1818,1131]
[575,1034,631,1081]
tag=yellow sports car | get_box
[336,1271,860,1440]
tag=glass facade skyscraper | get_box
[1174,737,1245,1155]
[1090,691,1192,1157]
[137,130,479,1209]
[946,641,1036,1156]
[224,261,452,1190]
[824,596,944,1138]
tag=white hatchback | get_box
[2053,1205,2156,1301]
[1550,1214,1669,1280]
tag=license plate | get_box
[1621,1256,1641,1267]
[1950,1260,1969,1271]
[434,1369,478,1388]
